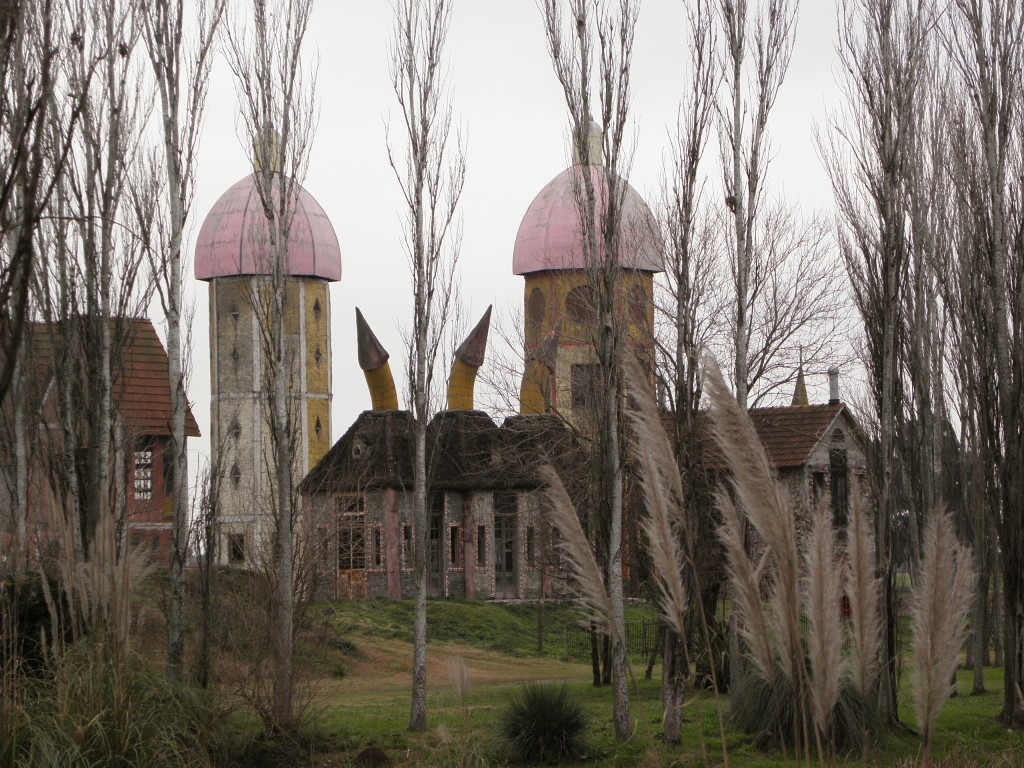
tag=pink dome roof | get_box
[195,174,341,281]
[512,165,663,275]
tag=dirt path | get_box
[326,636,591,696]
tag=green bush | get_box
[729,663,877,757]
[692,614,729,692]
[497,683,588,764]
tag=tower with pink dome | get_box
[512,126,662,427]
[195,169,341,567]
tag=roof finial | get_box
[252,121,283,174]
[571,118,603,166]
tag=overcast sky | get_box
[182,1,846,471]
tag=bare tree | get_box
[540,0,641,741]
[822,0,934,723]
[225,0,316,733]
[942,0,1024,727]
[386,0,464,732]
[140,0,225,679]
[716,0,798,410]
[31,0,153,564]
[652,0,719,744]
[0,0,88,405]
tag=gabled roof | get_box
[703,403,850,470]
[747,404,846,467]
[18,318,200,439]
[116,319,201,438]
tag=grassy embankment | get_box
[281,599,1024,767]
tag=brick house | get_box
[0,318,200,564]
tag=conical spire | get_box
[356,308,398,411]
[791,359,809,407]
[447,306,492,410]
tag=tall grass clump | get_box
[498,683,588,764]
[8,641,224,768]
[910,509,975,766]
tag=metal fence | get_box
[564,620,658,659]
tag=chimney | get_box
[828,367,840,404]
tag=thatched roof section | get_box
[302,410,583,496]
[300,410,414,493]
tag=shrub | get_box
[498,683,588,764]
[729,663,877,757]
[692,614,729,692]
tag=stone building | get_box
[194,165,340,568]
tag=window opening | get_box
[477,525,486,567]
[228,533,246,564]
[134,438,153,500]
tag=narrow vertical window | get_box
[133,438,153,500]
[477,525,486,567]
[373,528,383,568]
[402,525,413,568]
[449,525,462,567]
[526,526,535,567]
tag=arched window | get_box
[565,284,596,323]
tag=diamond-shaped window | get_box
[230,463,241,488]
[314,346,322,367]
[230,347,240,371]
[314,416,323,439]
[313,298,322,322]
[230,303,239,323]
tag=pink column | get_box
[384,488,401,600]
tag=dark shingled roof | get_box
[301,410,415,493]
[301,410,584,495]
[703,403,847,470]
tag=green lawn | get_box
[289,600,1023,767]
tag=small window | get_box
[314,345,322,367]
[373,527,383,568]
[230,463,241,489]
[134,438,154,500]
[228,533,246,564]
[230,346,240,372]
[571,364,601,411]
[526,526,535,567]
[313,298,322,322]
[315,416,323,440]
[230,302,239,324]
[402,525,413,568]
[130,535,142,550]
[450,526,462,567]
[477,525,486,567]
[229,418,241,441]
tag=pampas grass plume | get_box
[804,502,845,739]
[911,508,975,761]
[622,353,689,639]
[541,466,617,641]
[845,482,881,698]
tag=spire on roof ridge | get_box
[791,363,809,407]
